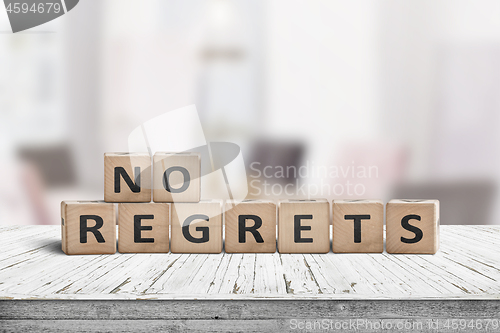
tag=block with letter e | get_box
[61,201,116,255]
[118,203,170,253]
[225,200,276,253]
[170,200,222,253]
[104,153,151,202]
[153,152,201,203]
[278,199,330,253]
[333,199,383,253]
[386,199,440,254]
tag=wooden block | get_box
[170,200,222,253]
[278,199,330,253]
[386,199,440,254]
[153,152,201,203]
[332,199,383,253]
[61,201,116,255]
[225,200,276,253]
[118,203,170,253]
[104,153,151,202]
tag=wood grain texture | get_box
[104,153,151,203]
[2,300,500,320]
[3,316,500,333]
[153,152,201,203]
[118,203,170,253]
[61,201,116,255]
[278,199,330,253]
[386,199,439,254]
[170,200,223,253]
[333,200,383,253]
[1,225,500,300]
[225,200,277,253]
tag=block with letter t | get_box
[61,201,116,255]
[332,199,383,253]
[225,200,276,253]
[278,199,330,253]
[170,200,222,253]
[386,199,440,254]
[104,153,151,202]
[153,152,201,203]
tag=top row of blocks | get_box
[104,152,201,203]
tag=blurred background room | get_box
[1,0,500,225]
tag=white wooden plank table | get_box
[1,225,500,332]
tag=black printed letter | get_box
[163,166,190,193]
[182,214,209,243]
[80,215,105,243]
[401,214,423,244]
[344,215,371,243]
[238,215,264,243]
[114,166,141,193]
[294,215,313,243]
[134,215,154,243]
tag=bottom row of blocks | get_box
[61,199,439,255]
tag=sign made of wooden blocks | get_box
[278,199,330,253]
[225,200,276,253]
[333,199,383,253]
[118,203,170,253]
[386,199,440,254]
[61,201,116,255]
[153,152,201,203]
[170,200,223,253]
[104,153,151,202]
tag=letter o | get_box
[163,166,190,193]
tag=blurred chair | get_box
[18,144,76,188]
[249,140,305,186]
[392,181,496,225]
[15,144,77,225]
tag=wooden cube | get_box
[153,152,201,203]
[118,203,170,253]
[61,201,116,255]
[170,200,222,253]
[332,199,383,253]
[225,200,276,253]
[104,153,151,202]
[278,199,330,253]
[386,199,440,254]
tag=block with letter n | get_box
[104,153,151,202]
[61,201,116,255]
[278,199,330,253]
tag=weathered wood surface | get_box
[2,299,500,319]
[2,299,500,332]
[0,225,500,300]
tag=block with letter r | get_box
[61,201,116,255]
[225,200,276,253]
